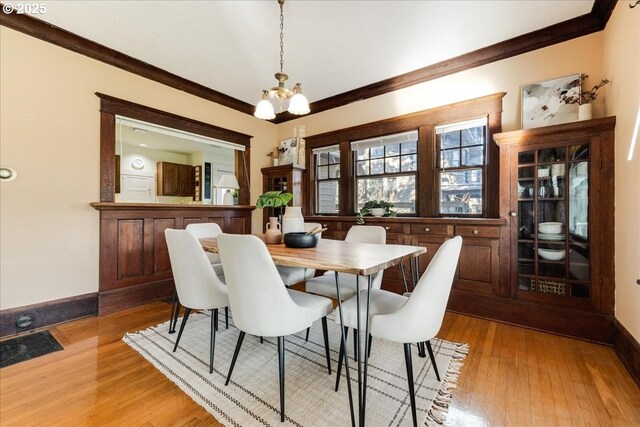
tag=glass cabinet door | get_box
[515,143,591,300]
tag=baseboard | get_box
[447,290,615,344]
[613,318,640,388]
[0,293,98,337]
[98,280,174,314]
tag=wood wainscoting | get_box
[91,203,253,314]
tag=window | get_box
[436,118,487,215]
[352,131,418,214]
[313,145,340,214]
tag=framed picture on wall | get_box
[521,73,580,129]
[279,137,298,165]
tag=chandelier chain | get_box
[279,0,284,74]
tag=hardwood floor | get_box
[1,301,638,426]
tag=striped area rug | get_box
[124,311,467,426]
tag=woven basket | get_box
[533,278,566,295]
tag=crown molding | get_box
[0,0,617,122]
[0,6,254,115]
[273,0,618,123]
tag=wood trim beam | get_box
[0,0,618,122]
[274,0,618,123]
[0,9,254,115]
[97,93,252,146]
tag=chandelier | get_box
[254,0,310,120]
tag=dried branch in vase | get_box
[560,74,610,105]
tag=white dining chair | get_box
[217,234,333,423]
[335,236,463,427]
[166,222,226,334]
[165,229,230,374]
[276,222,322,288]
[305,225,386,300]
[185,222,223,267]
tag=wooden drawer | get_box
[368,222,405,234]
[455,225,500,239]
[410,224,453,236]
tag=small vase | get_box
[281,206,304,236]
[265,217,282,245]
[272,158,279,167]
[578,103,592,121]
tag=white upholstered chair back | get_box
[185,222,223,239]
[218,234,313,337]
[164,229,228,310]
[345,225,386,244]
[370,236,462,343]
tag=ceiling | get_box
[30,1,594,106]
[117,123,234,156]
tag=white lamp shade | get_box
[217,174,239,189]
[288,92,310,115]
[254,98,276,120]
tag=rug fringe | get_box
[425,342,469,426]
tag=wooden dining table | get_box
[200,236,426,427]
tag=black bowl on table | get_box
[283,232,319,248]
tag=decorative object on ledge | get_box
[265,217,283,245]
[521,73,580,129]
[281,206,304,236]
[279,137,299,166]
[256,190,293,243]
[254,0,310,120]
[559,74,610,121]
[356,200,398,224]
[256,190,293,209]
[216,174,240,206]
[266,146,288,167]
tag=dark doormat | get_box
[0,330,63,368]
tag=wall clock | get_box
[131,158,144,169]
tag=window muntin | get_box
[314,146,340,214]
[436,118,487,215]
[352,131,418,214]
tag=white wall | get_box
[0,27,275,310]
[603,1,640,341]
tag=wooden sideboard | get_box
[91,202,254,314]
[305,216,506,297]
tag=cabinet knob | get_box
[473,229,479,235]
[510,211,517,217]
[424,227,430,232]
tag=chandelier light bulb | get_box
[288,84,310,115]
[254,92,276,120]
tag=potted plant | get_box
[356,200,397,224]
[266,146,288,167]
[256,191,293,244]
[231,189,239,205]
[560,74,610,120]
[256,190,293,209]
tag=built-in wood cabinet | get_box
[305,216,505,295]
[493,117,615,342]
[261,164,305,225]
[157,161,194,197]
[91,203,254,314]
